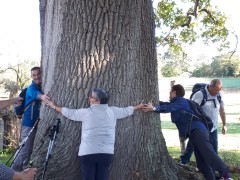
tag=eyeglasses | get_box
[89,95,97,100]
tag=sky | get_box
[0,0,40,68]
[0,0,239,69]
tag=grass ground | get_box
[161,121,240,135]
[168,146,240,179]
[0,148,14,166]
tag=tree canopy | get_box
[154,0,238,77]
[192,53,240,77]
[155,0,229,54]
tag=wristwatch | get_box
[153,107,156,111]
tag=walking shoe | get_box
[179,162,188,166]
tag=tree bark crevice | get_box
[33,0,202,179]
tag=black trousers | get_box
[190,128,229,180]
[80,153,113,180]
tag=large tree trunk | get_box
[32,0,200,179]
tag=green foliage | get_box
[220,150,240,170]
[191,63,211,77]
[161,65,180,77]
[155,0,233,77]
[155,0,229,54]
[160,50,192,77]
[192,53,240,77]
[222,123,240,135]
[0,148,15,166]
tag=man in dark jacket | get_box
[142,84,231,180]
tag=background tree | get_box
[231,55,240,77]
[0,59,40,92]
[211,54,240,77]
[155,0,229,55]
[32,0,203,179]
[191,63,211,77]
[192,53,240,77]
[154,0,234,76]
[160,50,192,77]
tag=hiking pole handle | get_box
[56,118,61,133]
[49,119,61,140]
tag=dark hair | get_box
[172,84,185,97]
[92,88,109,104]
[31,66,41,71]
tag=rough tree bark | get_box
[32,0,203,179]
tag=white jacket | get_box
[62,104,134,156]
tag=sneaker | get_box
[179,162,188,166]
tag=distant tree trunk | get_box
[32,0,202,179]
[0,111,20,149]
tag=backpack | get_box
[190,83,221,107]
[14,88,35,118]
[186,99,214,132]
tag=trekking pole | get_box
[41,118,61,180]
[6,118,40,167]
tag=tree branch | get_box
[157,27,174,47]
[181,0,199,28]
[199,9,218,23]
[181,16,192,28]
[193,0,199,18]
[228,31,238,59]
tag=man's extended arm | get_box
[0,97,23,110]
[0,162,36,180]
[38,93,50,104]
[12,168,37,180]
[219,106,227,134]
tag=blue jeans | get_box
[210,129,218,154]
[190,128,228,180]
[180,129,218,164]
[80,153,113,180]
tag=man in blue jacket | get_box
[142,84,231,180]
[12,66,49,172]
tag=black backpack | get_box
[14,88,35,118]
[190,83,221,107]
[186,99,214,132]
